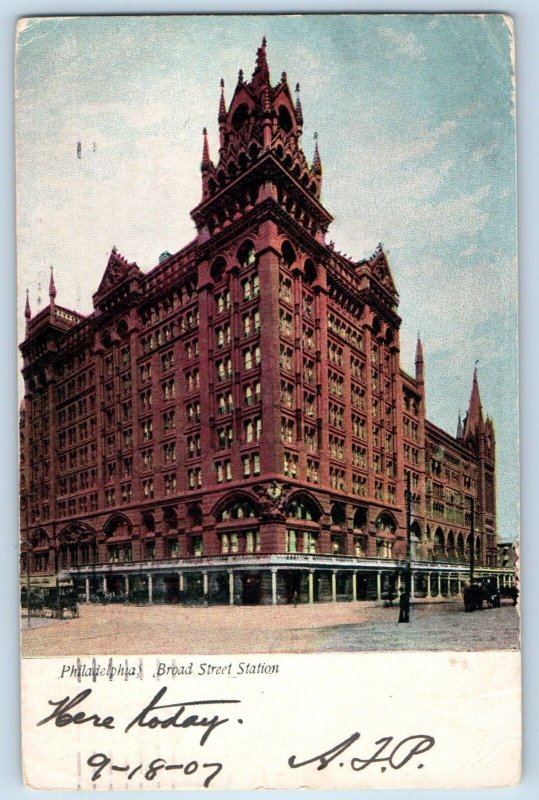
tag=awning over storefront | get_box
[20,574,73,588]
[20,576,57,588]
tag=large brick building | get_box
[19,40,511,605]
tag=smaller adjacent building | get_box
[498,541,517,571]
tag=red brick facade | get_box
[19,41,500,605]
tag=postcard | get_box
[17,14,520,790]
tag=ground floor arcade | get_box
[64,557,516,606]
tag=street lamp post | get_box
[469,496,475,584]
[25,487,31,627]
[404,471,412,617]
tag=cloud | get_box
[377,26,427,61]
[459,244,478,257]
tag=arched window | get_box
[375,513,396,534]
[117,319,128,339]
[331,502,346,526]
[231,103,249,131]
[216,497,258,523]
[104,515,132,539]
[281,240,296,267]
[304,259,317,285]
[447,531,456,561]
[188,503,203,528]
[278,105,293,133]
[32,528,49,548]
[101,329,112,349]
[456,532,465,561]
[434,528,445,559]
[409,520,422,559]
[286,495,321,522]
[142,512,155,534]
[163,506,178,532]
[353,507,368,530]
[237,240,256,267]
[210,256,226,283]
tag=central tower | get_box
[191,36,332,242]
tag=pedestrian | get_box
[398,587,410,623]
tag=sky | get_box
[15,14,518,540]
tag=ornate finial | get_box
[218,79,226,122]
[295,83,303,126]
[313,133,322,174]
[262,35,267,47]
[24,289,31,319]
[112,245,117,253]
[48,265,57,301]
[201,127,211,168]
[220,77,224,89]
[281,70,287,82]
[238,68,244,82]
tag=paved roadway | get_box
[21,598,519,657]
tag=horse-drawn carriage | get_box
[21,586,79,619]
[463,577,501,612]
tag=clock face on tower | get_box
[267,481,282,501]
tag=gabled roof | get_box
[93,247,141,302]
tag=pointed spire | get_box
[415,334,424,384]
[313,132,322,174]
[295,82,303,126]
[48,266,57,302]
[218,78,226,122]
[457,412,463,440]
[201,127,211,170]
[466,362,483,436]
[251,36,270,93]
[24,289,31,333]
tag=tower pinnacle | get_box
[464,363,484,438]
[312,132,322,174]
[201,127,211,170]
[251,36,270,92]
[24,289,31,333]
[49,266,57,303]
[415,334,424,385]
[295,82,303,127]
[218,78,226,122]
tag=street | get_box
[21,598,519,657]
